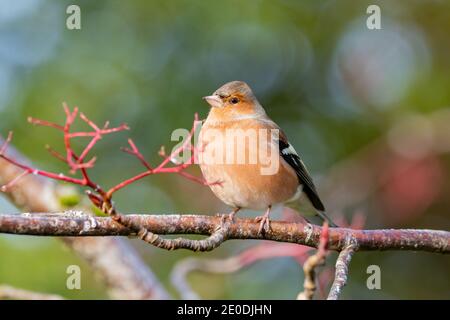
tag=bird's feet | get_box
[255,206,272,234]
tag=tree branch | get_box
[0,285,64,300]
[327,245,357,300]
[0,213,448,253]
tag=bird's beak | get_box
[202,95,223,108]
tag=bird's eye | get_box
[230,97,239,104]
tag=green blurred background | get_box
[0,0,449,299]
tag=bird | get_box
[198,81,337,233]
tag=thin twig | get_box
[0,285,64,300]
[297,222,329,300]
[1,106,206,255]
[137,220,231,252]
[0,213,448,253]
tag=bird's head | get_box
[203,81,265,119]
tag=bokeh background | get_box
[0,0,449,299]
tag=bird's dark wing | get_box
[278,134,325,211]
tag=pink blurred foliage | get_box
[378,155,444,225]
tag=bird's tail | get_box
[316,210,338,228]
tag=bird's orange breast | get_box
[198,119,299,209]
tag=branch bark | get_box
[327,245,357,300]
[0,213,448,253]
[0,138,170,299]
[0,285,65,300]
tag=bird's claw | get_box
[255,215,271,234]
[221,213,235,224]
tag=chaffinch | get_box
[199,81,336,233]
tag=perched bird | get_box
[199,81,336,233]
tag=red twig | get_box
[28,117,64,131]
[105,113,202,197]
[0,104,203,214]
[45,145,68,163]
[0,131,13,155]
[121,139,153,170]
[105,171,155,198]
